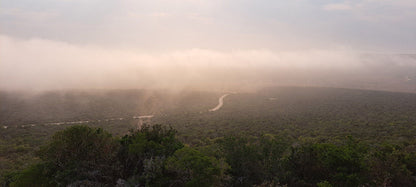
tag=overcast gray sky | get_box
[1,0,415,51]
[1,0,415,90]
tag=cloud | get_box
[148,12,171,18]
[1,0,415,51]
[323,3,352,11]
[0,35,367,91]
[0,8,58,21]
[322,0,416,22]
[2,34,416,93]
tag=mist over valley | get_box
[2,0,416,186]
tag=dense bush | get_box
[284,137,369,186]
[5,125,228,186]
[8,125,120,186]
[5,124,416,186]
[118,124,184,185]
[3,86,416,183]
[166,146,228,186]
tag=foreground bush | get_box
[118,124,184,185]
[9,125,119,186]
[6,125,416,186]
[166,146,228,186]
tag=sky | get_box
[1,0,416,91]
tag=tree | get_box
[8,164,55,187]
[37,125,119,185]
[284,137,369,186]
[217,136,265,186]
[165,147,228,187]
[368,143,416,186]
[118,124,184,185]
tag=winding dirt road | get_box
[209,94,231,112]
[7,115,154,129]
[7,93,236,129]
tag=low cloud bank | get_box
[1,35,415,92]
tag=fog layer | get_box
[1,35,415,92]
